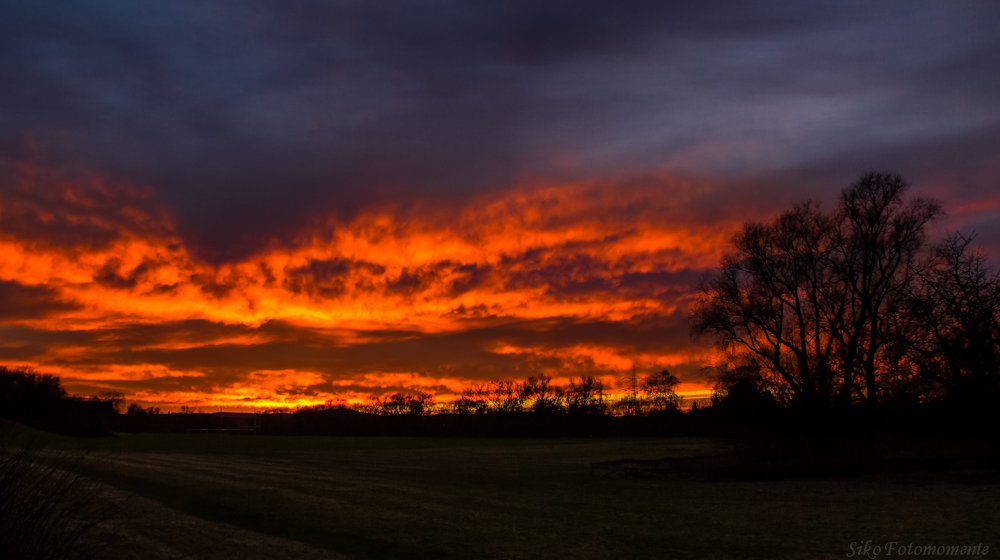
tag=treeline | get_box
[692,172,1000,439]
[310,370,685,417]
[0,364,701,437]
[236,371,697,437]
[0,366,121,436]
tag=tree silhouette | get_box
[0,367,66,423]
[523,374,564,413]
[905,233,1000,406]
[485,379,527,412]
[642,369,680,411]
[450,388,488,414]
[692,172,941,409]
[567,375,605,414]
[375,392,433,415]
[833,172,941,407]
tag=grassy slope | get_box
[29,432,1000,559]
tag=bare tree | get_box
[523,374,564,413]
[906,234,1000,405]
[692,201,845,407]
[376,392,433,415]
[567,376,605,414]
[451,384,489,414]
[642,369,680,411]
[830,172,941,406]
[692,172,940,409]
[485,379,527,412]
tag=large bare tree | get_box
[692,172,941,409]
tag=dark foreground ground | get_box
[25,433,1000,559]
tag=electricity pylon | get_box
[621,364,639,416]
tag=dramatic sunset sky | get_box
[2,1,999,410]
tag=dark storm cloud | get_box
[3,0,999,260]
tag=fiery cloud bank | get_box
[3,1,999,410]
[0,164,740,408]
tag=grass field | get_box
[23,432,1000,559]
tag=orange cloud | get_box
[0,164,736,409]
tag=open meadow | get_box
[20,433,995,559]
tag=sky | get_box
[1,0,999,410]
